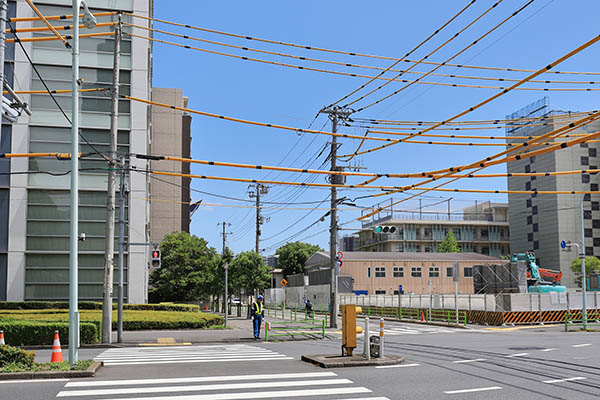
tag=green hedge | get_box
[0,320,99,346]
[0,301,200,313]
[1,310,223,333]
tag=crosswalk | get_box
[94,344,293,366]
[382,325,459,336]
[57,371,390,399]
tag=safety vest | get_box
[254,301,263,316]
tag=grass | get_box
[207,324,233,330]
[0,359,93,373]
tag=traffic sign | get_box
[280,278,288,287]
[560,240,567,249]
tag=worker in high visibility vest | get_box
[251,294,265,339]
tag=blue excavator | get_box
[511,251,567,293]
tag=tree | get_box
[149,232,220,302]
[230,251,271,295]
[276,241,323,277]
[437,232,461,253]
[570,256,600,288]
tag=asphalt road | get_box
[4,320,599,400]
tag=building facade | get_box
[305,251,502,295]
[357,201,510,258]
[2,0,153,302]
[149,88,191,245]
[506,98,600,288]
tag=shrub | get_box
[0,345,35,369]
[124,303,200,312]
[0,301,199,313]
[0,320,99,346]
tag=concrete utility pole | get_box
[249,184,269,254]
[580,195,588,330]
[117,156,127,343]
[218,221,232,328]
[102,14,122,345]
[320,106,351,329]
[0,0,6,136]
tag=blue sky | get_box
[151,0,600,254]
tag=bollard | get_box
[322,319,325,339]
[364,317,370,360]
[379,317,384,358]
[265,321,269,342]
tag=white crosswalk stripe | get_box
[57,371,390,400]
[381,325,459,336]
[94,344,293,366]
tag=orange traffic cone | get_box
[420,311,426,322]
[0,330,5,345]
[50,331,63,363]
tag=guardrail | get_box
[426,309,467,326]
[264,319,326,342]
[265,305,329,326]
[564,311,600,331]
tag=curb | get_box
[301,354,405,368]
[0,361,103,381]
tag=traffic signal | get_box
[374,226,397,234]
[151,249,161,268]
[341,305,363,356]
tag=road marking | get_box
[540,348,557,352]
[504,352,529,358]
[452,358,486,364]
[543,377,587,384]
[65,372,337,387]
[375,363,420,369]
[101,356,295,366]
[572,344,591,348]
[57,378,353,397]
[483,324,561,331]
[444,386,502,394]
[60,387,372,400]
[0,378,69,384]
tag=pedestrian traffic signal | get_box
[151,249,161,268]
[374,226,397,233]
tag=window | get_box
[375,266,386,278]
[592,202,599,211]
[393,290,400,295]
[591,184,599,192]
[525,165,530,173]
[527,215,533,224]
[585,193,592,201]
[528,232,533,242]
[594,238,600,246]
[590,148,597,157]
[411,267,422,278]
[585,210,592,220]
[367,267,371,278]
[424,246,433,253]
[429,266,440,278]
[446,267,453,278]
[532,205,538,215]
[581,156,590,166]
[582,174,591,184]
[482,246,489,255]
[375,290,386,295]
[593,220,600,229]
[581,142,589,148]
[526,199,532,208]
[533,240,539,250]
[395,244,404,252]
[525,181,531,191]
[464,267,473,278]
[586,247,594,256]
[393,266,404,278]
[533,223,538,232]
[585,228,593,238]
[480,229,488,238]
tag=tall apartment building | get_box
[506,98,600,287]
[357,200,510,258]
[1,0,153,302]
[149,88,192,245]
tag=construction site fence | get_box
[264,318,326,342]
[564,311,600,331]
[356,305,467,326]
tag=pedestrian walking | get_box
[305,299,313,318]
[251,294,265,339]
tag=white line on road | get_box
[452,358,486,364]
[540,348,557,352]
[444,386,502,394]
[101,356,295,366]
[543,377,587,384]
[65,372,337,387]
[71,387,372,400]
[504,353,529,358]
[57,378,353,397]
[572,344,591,348]
[375,363,420,369]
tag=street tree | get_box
[276,241,323,277]
[438,232,461,253]
[149,232,220,302]
[230,251,271,295]
[570,256,600,288]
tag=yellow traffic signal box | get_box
[341,304,363,356]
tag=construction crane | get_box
[511,251,567,293]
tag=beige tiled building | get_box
[305,251,502,295]
[149,88,192,245]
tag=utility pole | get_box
[320,106,351,329]
[102,13,122,345]
[580,195,587,330]
[249,184,269,254]
[0,0,6,136]
[117,157,127,343]
[218,221,232,328]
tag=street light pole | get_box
[580,195,587,330]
